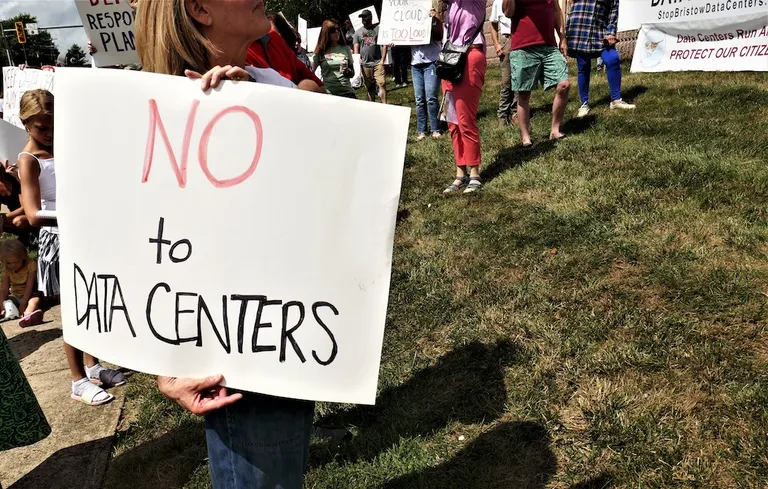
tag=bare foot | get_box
[549,132,566,140]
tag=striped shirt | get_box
[565,0,619,55]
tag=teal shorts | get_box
[510,45,568,92]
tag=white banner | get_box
[2,67,55,129]
[618,0,768,32]
[631,14,768,71]
[74,0,139,67]
[350,6,380,31]
[377,0,433,45]
[0,119,28,165]
[55,68,409,405]
[298,16,308,50]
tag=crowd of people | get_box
[0,0,635,488]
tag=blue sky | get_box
[0,0,90,57]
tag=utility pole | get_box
[0,21,12,66]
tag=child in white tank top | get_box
[17,89,126,406]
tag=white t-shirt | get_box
[490,0,512,36]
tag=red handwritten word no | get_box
[142,99,263,188]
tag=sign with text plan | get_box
[2,67,55,129]
[378,0,433,45]
[74,0,139,67]
[631,14,768,72]
[54,68,410,405]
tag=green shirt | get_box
[313,45,355,97]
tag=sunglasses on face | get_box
[330,26,339,33]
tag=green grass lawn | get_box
[104,64,768,489]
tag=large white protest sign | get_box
[2,67,55,129]
[618,0,768,32]
[631,14,768,72]
[0,119,28,165]
[307,27,322,52]
[74,0,139,67]
[350,6,379,31]
[54,68,409,405]
[298,16,308,50]
[378,0,433,45]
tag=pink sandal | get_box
[19,309,44,328]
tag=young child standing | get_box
[0,239,43,326]
[17,89,126,406]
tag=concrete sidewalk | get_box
[0,306,125,489]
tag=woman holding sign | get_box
[136,1,314,488]
[312,20,356,98]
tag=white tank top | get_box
[19,152,57,234]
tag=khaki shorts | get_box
[510,45,568,91]
[362,63,386,90]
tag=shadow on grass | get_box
[593,85,649,106]
[561,114,598,136]
[384,421,557,489]
[481,139,558,182]
[312,340,521,466]
[11,420,207,489]
[569,474,613,489]
[8,327,62,361]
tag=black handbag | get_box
[436,16,486,82]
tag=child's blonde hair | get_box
[0,239,28,265]
[19,89,54,126]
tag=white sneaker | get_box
[610,99,636,110]
[416,133,426,141]
[576,103,590,118]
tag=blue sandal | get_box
[463,176,482,194]
[443,176,470,194]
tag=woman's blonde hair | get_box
[0,239,28,264]
[19,89,53,126]
[135,0,219,75]
[314,19,345,56]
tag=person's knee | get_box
[603,50,621,67]
[556,80,570,94]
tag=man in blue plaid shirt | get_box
[566,0,636,117]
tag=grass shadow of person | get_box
[312,339,522,466]
[592,85,649,107]
[10,419,208,489]
[569,474,613,489]
[383,421,557,489]
[561,114,598,137]
[8,327,62,361]
[481,139,558,183]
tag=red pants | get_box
[442,47,487,167]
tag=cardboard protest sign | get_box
[0,119,28,165]
[2,67,55,129]
[54,68,410,405]
[298,16,308,50]
[74,0,139,67]
[378,0,433,45]
[350,6,379,31]
[306,27,322,52]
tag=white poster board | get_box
[618,0,768,32]
[378,0,432,45]
[631,15,768,72]
[2,67,56,129]
[0,119,28,165]
[350,6,380,32]
[54,68,410,405]
[306,27,322,53]
[74,0,139,67]
[298,16,308,50]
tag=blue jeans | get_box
[411,62,440,133]
[574,47,622,105]
[205,392,314,489]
